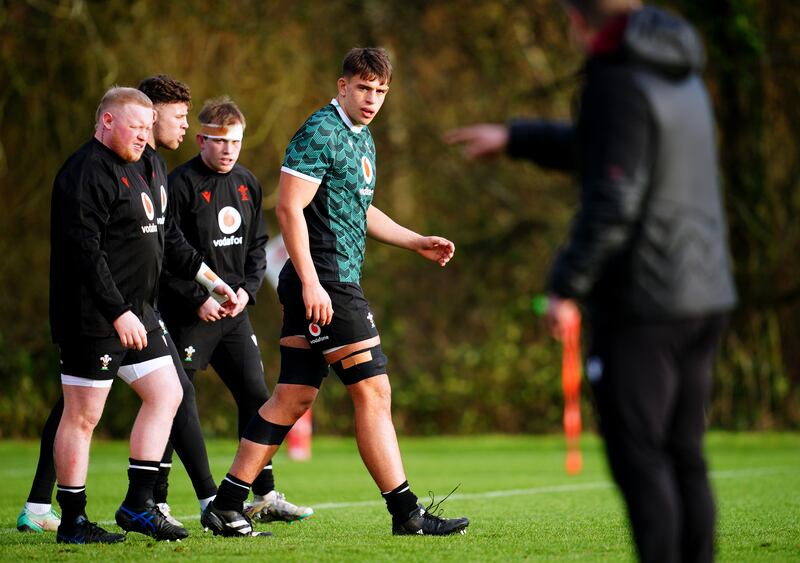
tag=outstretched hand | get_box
[443,124,509,159]
[545,294,581,342]
[415,236,455,267]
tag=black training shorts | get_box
[167,310,260,372]
[59,324,172,384]
[277,278,384,387]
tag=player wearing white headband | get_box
[157,96,312,528]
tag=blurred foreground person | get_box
[447,1,736,561]
[201,47,468,538]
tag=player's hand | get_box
[545,294,581,342]
[212,281,238,306]
[197,297,223,322]
[113,310,148,351]
[303,281,333,326]
[415,236,455,267]
[226,288,250,318]
[443,124,509,159]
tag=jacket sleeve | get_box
[547,69,653,299]
[161,172,209,309]
[506,119,577,171]
[65,164,131,323]
[242,177,268,304]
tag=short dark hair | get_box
[137,75,192,107]
[197,96,246,128]
[342,47,393,84]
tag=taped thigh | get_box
[331,344,388,384]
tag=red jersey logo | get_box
[121,177,129,188]
[238,185,249,201]
[201,191,211,203]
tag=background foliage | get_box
[0,0,797,437]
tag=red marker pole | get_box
[286,409,313,461]
[561,314,583,475]
[532,295,583,475]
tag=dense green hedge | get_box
[0,0,797,437]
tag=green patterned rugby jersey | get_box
[281,98,377,283]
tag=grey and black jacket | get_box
[508,6,737,322]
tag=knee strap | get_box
[241,414,293,446]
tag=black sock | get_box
[56,484,87,524]
[214,473,251,512]
[123,458,159,510]
[251,460,275,496]
[27,397,63,504]
[381,480,418,520]
[153,450,173,504]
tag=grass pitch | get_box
[0,433,798,561]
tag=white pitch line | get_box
[1,466,791,531]
[113,466,794,525]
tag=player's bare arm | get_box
[366,205,455,267]
[276,171,334,325]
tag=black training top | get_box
[507,7,737,321]
[159,155,268,326]
[145,144,205,286]
[49,139,201,343]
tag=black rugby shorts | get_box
[277,278,382,387]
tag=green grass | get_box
[0,433,798,561]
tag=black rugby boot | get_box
[392,503,470,536]
[201,502,272,538]
[56,515,126,544]
[115,499,189,541]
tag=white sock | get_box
[25,502,52,515]
[199,495,215,512]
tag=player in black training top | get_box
[158,96,312,523]
[18,76,223,534]
[49,87,236,545]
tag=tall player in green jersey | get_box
[202,48,470,537]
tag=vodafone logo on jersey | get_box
[212,206,244,247]
[160,185,168,212]
[218,206,241,234]
[361,156,374,184]
[141,192,155,221]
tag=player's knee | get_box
[348,374,392,411]
[65,406,104,433]
[166,380,184,412]
[270,385,316,420]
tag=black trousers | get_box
[588,313,727,563]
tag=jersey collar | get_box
[331,98,364,133]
